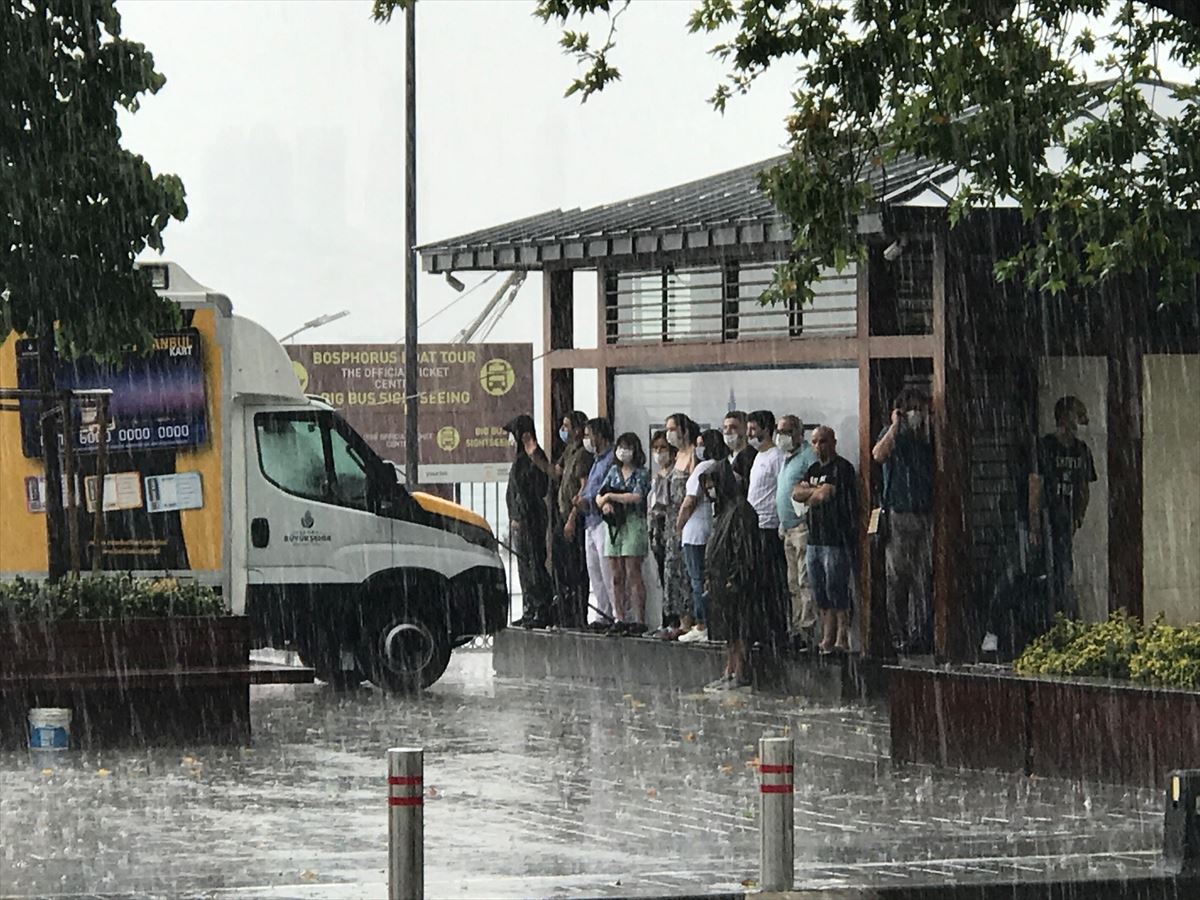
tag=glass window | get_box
[328,424,370,510]
[256,413,328,501]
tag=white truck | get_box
[0,262,509,690]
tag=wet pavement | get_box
[0,652,1168,898]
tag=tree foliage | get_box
[0,0,188,361]
[532,0,1200,305]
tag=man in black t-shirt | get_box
[793,426,858,654]
[1029,396,1097,620]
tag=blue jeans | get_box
[682,543,707,623]
[806,544,851,611]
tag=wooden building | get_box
[419,116,1199,658]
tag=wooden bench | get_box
[0,616,313,748]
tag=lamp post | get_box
[279,310,350,344]
[403,0,419,488]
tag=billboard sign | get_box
[16,330,208,458]
[286,343,533,483]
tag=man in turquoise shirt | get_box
[775,415,819,650]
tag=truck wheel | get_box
[359,614,451,693]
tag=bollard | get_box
[1164,769,1200,876]
[759,735,794,891]
[388,747,424,900]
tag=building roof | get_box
[419,151,933,274]
[420,79,1189,274]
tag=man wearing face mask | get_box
[1028,395,1096,621]
[573,417,617,628]
[872,387,936,654]
[553,411,593,628]
[775,415,820,651]
[723,410,756,494]
[505,415,554,628]
[746,409,789,645]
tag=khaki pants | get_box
[783,523,816,632]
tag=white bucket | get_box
[28,708,72,751]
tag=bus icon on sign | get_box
[479,358,515,397]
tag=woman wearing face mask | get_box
[646,430,676,590]
[598,432,651,633]
[656,412,700,639]
[675,428,730,642]
[703,460,765,691]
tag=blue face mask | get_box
[559,427,570,444]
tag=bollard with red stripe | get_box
[759,735,794,891]
[388,747,424,900]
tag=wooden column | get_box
[857,256,889,658]
[542,268,575,443]
[595,267,614,419]
[932,227,971,661]
[1107,335,1144,619]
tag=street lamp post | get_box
[279,309,350,344]
[403,0,419,488]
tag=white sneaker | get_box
[678,626,708,644]
[981,632,999,653]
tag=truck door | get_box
[244,407,395,588]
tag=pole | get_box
[388,746,424,900]
[403,0,419,488]
[759,735,794,891]
[59,398,80,576]
[91,395,108,574]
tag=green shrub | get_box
[0,575,225,624]
[1015,611,1200,690]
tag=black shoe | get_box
[623,622,647,636]
[513,615,550,630]
[788,634,812,653]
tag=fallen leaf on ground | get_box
[40,768,53,776]
[299,870,318,882]
[746,756,761,769]
[719,763,734,774]
[682,731,696,742]
[645,788,658,798]
[96,768,111,778]
[741,877,759,887]
[425,786,439,798]
[181,756,196,766]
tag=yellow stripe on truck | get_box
[411,492,492,533]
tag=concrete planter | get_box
[888,664,1200,788]
[0,616,255,747]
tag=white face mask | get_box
[776,434,794,454]
[748,436,762,450]
[665,429,681,448]
[583,438,595,454]
[615,447,633,463]
[906,410,925,429]
[723,432,739,449]
[654,450,670,468]
[695,445,707,462]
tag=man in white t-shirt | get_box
[674,429,731,643]
[746,410,788,646]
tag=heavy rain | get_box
[0,1,1197,899]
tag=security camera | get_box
[883,237,907,262]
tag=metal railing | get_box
[607,261,857,345]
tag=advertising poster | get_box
[286,343,534,483]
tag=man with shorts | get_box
[793,426,858,653]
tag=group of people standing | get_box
[503,382,1095,680]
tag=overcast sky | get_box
[118,0,797,350]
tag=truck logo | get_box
[301,511,314,529]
